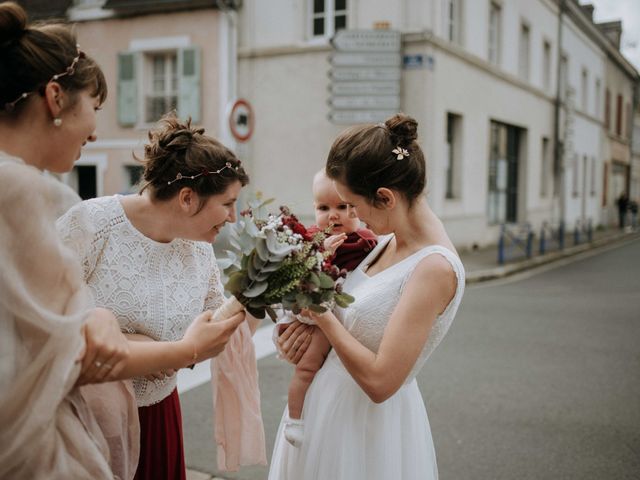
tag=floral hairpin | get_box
[3,45,85,112]
[167,161,240,185]
[392,146,409,160]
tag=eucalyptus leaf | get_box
[255,238,270,261]
[295,293,311,308]
[226,271,248,294]
[317,272,335,289]
[243,281,269,298]
[308,271,320,287]
[308,304,327,313]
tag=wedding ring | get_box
[94,360,102,368]
[101,363,113,369]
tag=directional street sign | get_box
[330,81,400,96]
[329,52,401,67]
[330,30,401,52]
[328,29,402,125]
[329,67,401,82]
[329,96,400,109]
[329,110,399,124]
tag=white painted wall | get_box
[236,0,636,247]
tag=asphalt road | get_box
[181,238,640,480]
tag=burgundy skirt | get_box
[134,388,186,480]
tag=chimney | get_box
[597,20,623,50]
[580,4,594,21]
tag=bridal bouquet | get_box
[213,196,354,322]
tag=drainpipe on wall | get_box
[552,0,566,226]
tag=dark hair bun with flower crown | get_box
[139,113,249,201]
[326,113,426,206]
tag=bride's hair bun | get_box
[326,112,427,207]
[385,114,418,145]
[0,2,27,47]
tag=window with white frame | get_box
[581,68,588,113]
[572,153,579,198]
[488,1,501,66]
[117,43,201,127]
[311,0,347,38]
[518,22,530,81]
[540,137,550,197]
[444,0,463,45]
[590,157,596,196]
[146,52,178,124]
[595,79,601,120]
[445,112,463,199]
[543,40,551,91]
[559,53,568,101]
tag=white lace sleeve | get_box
[203,248,226,313]
[56,202,104,281]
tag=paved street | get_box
[181,238,640,480]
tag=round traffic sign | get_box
[228,99,254,142]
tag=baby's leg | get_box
[287,326,331,419]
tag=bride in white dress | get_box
[269,113,465,480]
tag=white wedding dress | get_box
[269,235,465,480]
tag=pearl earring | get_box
[53,117,62,127]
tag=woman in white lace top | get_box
[56,115,257,480]
[270,114,465,480]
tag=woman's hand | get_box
[277,320,314,364]
[181,309,245,363]
[76,307,130,385]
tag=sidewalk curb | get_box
[465,231,640,284]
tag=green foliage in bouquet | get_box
[219,195,354,321]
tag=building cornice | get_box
[562,0,639,81]
[238,42,331,60]
[404,31,556,105]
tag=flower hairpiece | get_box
[167,161,240,185]
[392,146,409,160]
[3,45,85,112]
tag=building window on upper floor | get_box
[559,53,568,101]
[117,46,201,127]
[605,88,611,130]
[581,68,588,114]
[488,1,501,66]
[616,94,623,136]
[311,0,347,38]
[590,157,596,197]
[543,40,552,92]
[572,154,579,198]
[444,0,463,45]
[595,79,601,120]
[445,112,463,199]
[518,22,530,81]
[540,137,550,198]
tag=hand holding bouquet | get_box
[215,196,354,322]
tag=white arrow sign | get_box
[329,95,400,109]
[330,52,401,67]
[329,110,398,125]
[331,30,401,52]
[330,67,401,81]
[330,81,400,96]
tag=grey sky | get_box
[584,0,640,71]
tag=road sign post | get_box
[328,30,401,125]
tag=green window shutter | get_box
[117,52,138,126]
[178,46,201,123]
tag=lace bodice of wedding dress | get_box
[56,195,224,406]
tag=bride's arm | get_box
[309,254,456,403]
